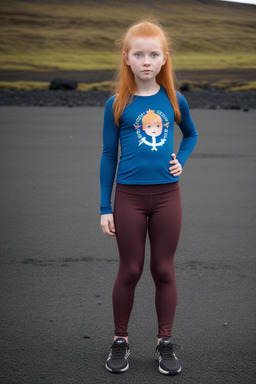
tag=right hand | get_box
[100,214,116,237]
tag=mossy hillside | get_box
[1,0,256,72]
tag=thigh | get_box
[114,188,148,268]
[148,186,182,265]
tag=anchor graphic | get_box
[139,136,166,151]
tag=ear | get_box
[123,51,130,66]
[163,51,168,66]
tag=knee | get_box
[124,266,143,285]
[151,266,174,284]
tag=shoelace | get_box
[111,342,127,359]
[158,342,179,359]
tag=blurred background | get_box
[0,0,256,92]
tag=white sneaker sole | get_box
[105,362,129,373]
[158,363,182,375]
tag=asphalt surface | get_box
[0,107,255,384]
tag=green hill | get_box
[1,0,256,72]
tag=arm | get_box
[175,92,198,168]
[100,96,119,216]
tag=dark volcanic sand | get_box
[0,68,255,110]
[0,89,255,110]
[0,107,255,384]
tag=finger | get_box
[171,153,176,160]
[109,219,116,233]
[110,224,116,233]
[101,222,112,234]
[103,226,116,237]
[107,231,116,237]
[169,164,179,172]
[107,221,116,236]
[170,166,182,175]
[169,162,179,168]
[173,168,183,177]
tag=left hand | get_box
[169,153,182,177]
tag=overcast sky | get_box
[220,0,256,5]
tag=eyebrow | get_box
[133,50,161,54]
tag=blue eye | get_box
[135,53,142,58]
[152,53,158,58]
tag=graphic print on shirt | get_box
[133,109,169,151]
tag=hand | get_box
[100,214,116,237]
[169,153,182,177]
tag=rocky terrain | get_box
[0,89,255,111]
[0,69,255,110]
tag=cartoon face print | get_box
[143,123,162,137]
[142,110,163,137]
[134,109,169,151]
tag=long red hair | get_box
[113,20,181,126]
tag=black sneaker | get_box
[105,338,130,373]
[155,338,181,375]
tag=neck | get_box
[134,79,160,96]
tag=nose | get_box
[143,55,150,66]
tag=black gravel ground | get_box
[0,89,255,110]
[1,107,255,384]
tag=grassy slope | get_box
[0,0,256,73]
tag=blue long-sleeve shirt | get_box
[100,87,198,214]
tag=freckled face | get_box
[123,37,166,83]
[143,121,163,137]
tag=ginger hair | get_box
[112,20,181,126]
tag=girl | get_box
[100,19,198,375]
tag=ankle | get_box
[157,337,171,345]
[114,335,128,343]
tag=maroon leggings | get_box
[113,182,182,338]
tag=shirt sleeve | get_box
[100,96,119,215]
[176,92,198,168]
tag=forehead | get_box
[129,37,162,51]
